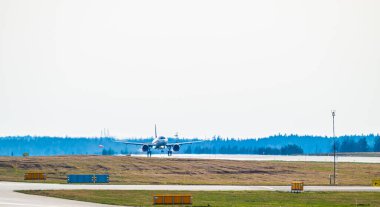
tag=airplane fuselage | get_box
[152,136,168,149]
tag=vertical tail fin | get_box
[155,124,157,138]
[175,132,179,143]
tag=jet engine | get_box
[142,145,149,152]
[173,144,180,152]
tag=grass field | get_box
[1,156,380,185]
[19,190,380,207]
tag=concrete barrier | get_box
[153,195,192,205]
[24,172,46,180]
[291,181,304,193]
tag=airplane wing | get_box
[166,140,204,146]
[115,141,154,146]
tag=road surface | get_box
[1,181,380,207]
[131,154,380,163]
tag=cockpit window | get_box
[159,136,165,139]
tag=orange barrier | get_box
[24,172,46,180]
[291,181,304,193]
[153,195,192,205]
[373,180,380,187]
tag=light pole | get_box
[332,110,336,185]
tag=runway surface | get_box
[0,182,120,207]
[1,181,380,207]
[132,154,380,163]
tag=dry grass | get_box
[1,156,380,185]
[19,190,380,207]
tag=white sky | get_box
[0,0,379,139]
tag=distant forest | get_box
[0,134,379,156]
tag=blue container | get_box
[67,174,94,183]
[67,174,110,183]
[95,174,109,183]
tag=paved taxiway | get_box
[1,182,380,207]
[0,182,121,207]
[132,154,380,163]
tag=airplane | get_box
[118,125,203,157]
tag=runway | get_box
[131,154,380,163]
[2,181,380,192]
[1,182,380,207]
[0,182,121,207]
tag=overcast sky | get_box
[0,0,379,139]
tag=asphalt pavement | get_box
[1,181,380,207]
[132,154,380,163]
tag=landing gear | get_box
[147,150,152,157]
[167,146,173,156]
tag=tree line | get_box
[185,144,304,155]
[0,134,379,156]
[337,137,380,152]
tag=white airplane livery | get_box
[119,125,202,157]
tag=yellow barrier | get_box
[153,195,192,205]
[373,180,380,187]
[24,172,46,180]
[291,181,304,193]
